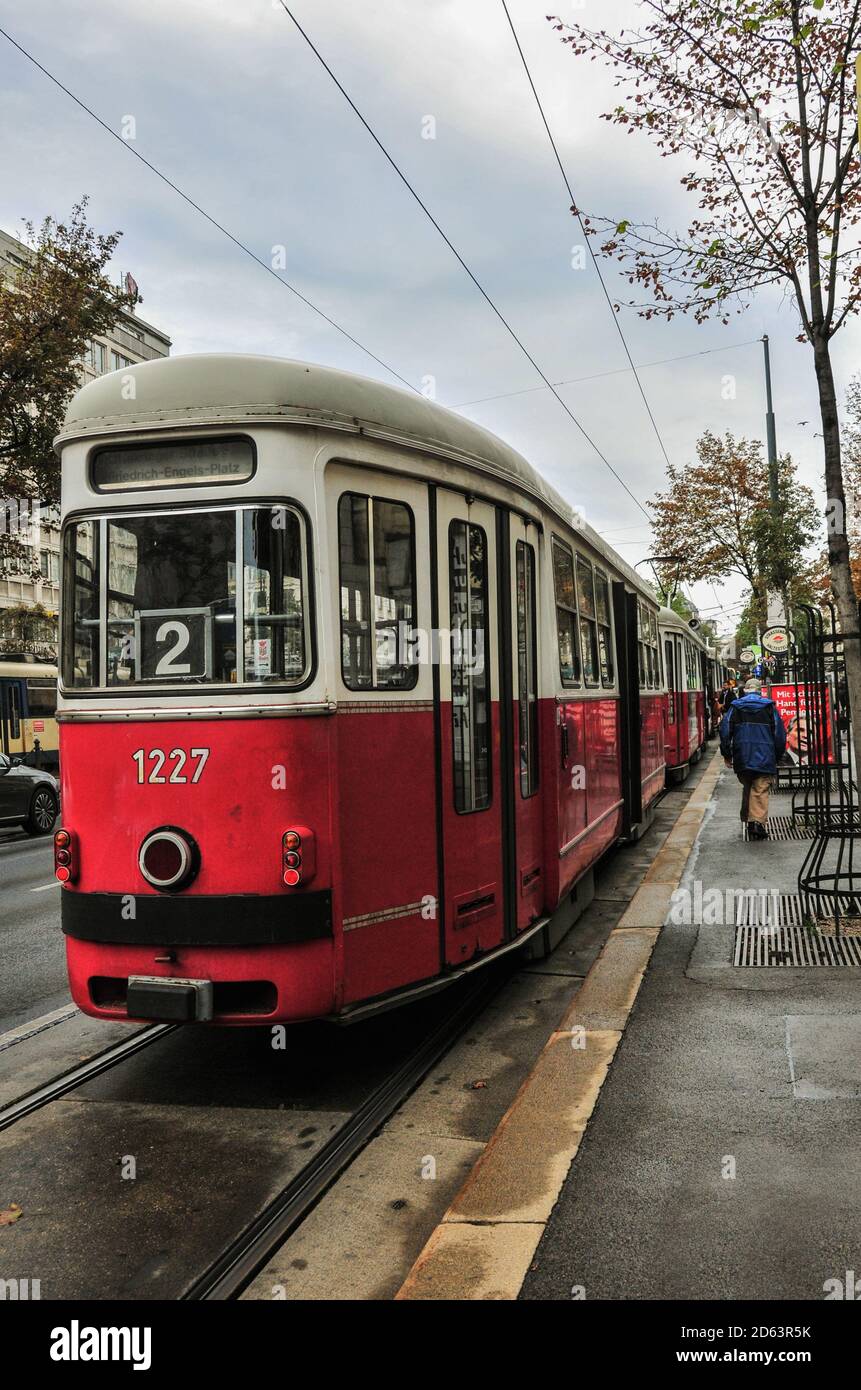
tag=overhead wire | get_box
[276,1,651,524]
[0,24,417,392]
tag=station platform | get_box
[399,748,861,1301]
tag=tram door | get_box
[436,491,506,965]
[0,679,22,757]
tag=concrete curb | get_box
[395,750,724,1301]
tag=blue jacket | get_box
[720,692,787,774]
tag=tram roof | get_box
[58,353,657,601]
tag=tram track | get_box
[184,965,511,1300]
[0,959,518,1300]
[0,1022,176,1133]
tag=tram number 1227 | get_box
[132,747,210,785]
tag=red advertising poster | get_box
[765,682,834,765]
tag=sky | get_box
[0,0,854,638]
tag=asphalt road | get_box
[0,829,69,1034]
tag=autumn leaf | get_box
[0,1203,23,1226]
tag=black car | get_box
[0,754,60,835]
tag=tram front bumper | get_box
[127,975,214,1022]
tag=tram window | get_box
[62,520,100,688]
[242,508,307,683]
[105,512,238,685]
[516,541,538,799]
[639,606,659,689]
[650,613,662,688]
[552,539,580,687]
[26,680,57,716]
[594,569,614,686]
[7,682,21,741]
[637,603,647,688]
[62,504,311,689]
[339,494,417,692]
[576,557,599,687]
[451,520,491,813]
[687,641,698,691]
[665,640,676,723]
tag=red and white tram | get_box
[55,355,671,1026]
[659,606,709,780]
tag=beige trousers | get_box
[738,773,771,824]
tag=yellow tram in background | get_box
[0,657,60,772]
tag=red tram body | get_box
[56,355,685,1027]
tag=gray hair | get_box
[744,677,763,693]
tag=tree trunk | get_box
[813,335,861,777]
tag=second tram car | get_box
[55,354,679,1026]
[0,657,60,772]
[659,607,709,779]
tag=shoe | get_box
[748,822,768,841]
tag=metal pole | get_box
[763,334,779,512]
[762,334,786,627]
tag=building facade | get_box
[0,226,171,649]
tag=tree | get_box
[649,429,818,630]
[0,199,134,570]
[552,0,861,770]
[0,601,56,653]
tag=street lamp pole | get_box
[762,334,785,632]
[762,334,779,512]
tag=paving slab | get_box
[241,1130,484,1301]
[786,1013,861,1100]
[446,1030,619,1224]
[558,929,658,1032]
[397,1221,542,1302]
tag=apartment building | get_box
[0,226,171,647]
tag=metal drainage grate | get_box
[734,893,861,966]
[743,816,813,842]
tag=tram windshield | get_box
[62,506,309,690]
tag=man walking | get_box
[719,677,737,715]
[720,677,787,840]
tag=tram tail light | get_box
[54,828,78,884]
[281,827,315,887]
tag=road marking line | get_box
[30,881,61,892]
[0,1003,79,1054]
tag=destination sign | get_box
[92,439,254,492]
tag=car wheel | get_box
[24,787,59,836]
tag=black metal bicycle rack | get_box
[794,603,861,935]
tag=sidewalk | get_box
[520,758,861,1301]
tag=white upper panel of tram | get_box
[56,353,657,605]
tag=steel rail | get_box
[0,1023,177,1132]
[184,965,510,1300]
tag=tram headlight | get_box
[138,826,200,892]
[281,827,315,887]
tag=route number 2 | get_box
[132,747,210,785]
[154,620,191,676]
